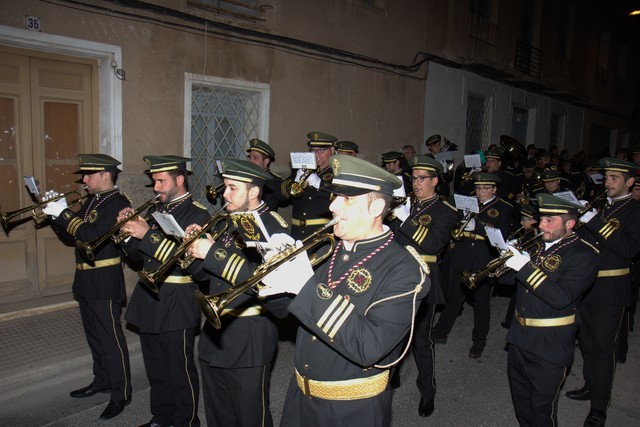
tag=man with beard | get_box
[43,154,131,420]
[260,154,429,427]
[566,158,640,427]
[119,155,209,427]
[185,158,289,427]
[504,194,598,427]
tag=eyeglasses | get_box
[310,147,330,153]
[412,175,434,183]
[475,185,495,191]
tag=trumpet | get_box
[1,186,89,230]
[138,204,229,293]
[195,218,338,329]
[451,213,477,241]
[462,230,543,290]
[286,168,315,198]
[205,183,225,202]
[75,194,161,261]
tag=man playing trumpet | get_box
[43,154,132,420]
[185,158,289,427]
[260,154,430,427]
[119,155,209,427]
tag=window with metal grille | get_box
[466,93,491,154]
[187,75,270,211]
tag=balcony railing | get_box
[470,12,498,60]
[515,39,542,77]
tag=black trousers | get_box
[433,266,493,345]
[77,296,131,401]
[200,362,273,427]
[411,301,437,399]
[578,303,625,412]
[140,329,200,427]
[508,345,566,427]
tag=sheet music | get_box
[485,225,507,252]
[453,194,479,213]
[290,152,317,169]
[151,212,186,239]
[464,154,482,168]
[553,191,580,205]
[23,176,39,197]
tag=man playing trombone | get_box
[260,154,430,427]
[119,155,209,427]
[502,194,598,427]
[184,158,290,427]
[43,154,132,420]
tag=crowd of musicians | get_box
[13,133,639,427]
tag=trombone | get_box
[451,212,478,241]
[286,168,315,198]
[1,186,89,230]
[462,229,543,290]
[138,204,229,293]
[195,218,338,329]
[76,194,161,261]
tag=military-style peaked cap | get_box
[325,154,400,196]
[410,154,443,174]
[216,158,272,186]
[246,138,275,160]
[520,203,539,221]
[599,157,639,174]
[307,131,337,147]
[381,151,404,163]
[484,147,505,160]
[540,164,561,181]
[143,155,190,174]
[75,154,121,174]
[473,172,501,186]
[426,134,445,146]
[536,193,581,215]
[335,140,359,154]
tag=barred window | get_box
[466,93,491,154]
[550,114,566,150]
[187,0,263,22]
[187,75,270,211]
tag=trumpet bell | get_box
[195,290,222,329]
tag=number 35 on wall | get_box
[25,16,41,32]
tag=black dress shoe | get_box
[69,383,110,398]
[566,386,591,401]
[469,342,485,359]
[617,353,627,364]
[418,396,434,417]
[99,398,130,420]
[500,321,510,329]
[431,332,447,344]
[583,409,606,427]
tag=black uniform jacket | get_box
[194,202,290,368]
[579,194,640,306]
[122,194,210,333]
[396,195,457,304]
[262,168,287,211]
[51,187,129,301]
[507,234,599,367]
[288,229,429,381]
[451,196,513,273]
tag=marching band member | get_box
[119,155,209,427]
[43,154,131,420]
[186,158,289,427]
[246,138,286,211]
[261,154,429,427]
[503,194,598,427]
[567,158,640,427]
[397,155,457,417]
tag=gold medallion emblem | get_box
[419,214,431,226]
[331,158,340,176]
[63,211,72,220]
[240,215,255,235]
[317,283,333,300]
[150,233,162,244]
[322,172,333,182]
[88,210,98,223]
[346,268,372,294]
[542,254,561,272]
[214,248,227,260]
[411,218,419,226]
[341,254,350,262]
[488,208,499,218]
[608,218,621,230]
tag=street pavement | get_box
[1,293,638,426]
